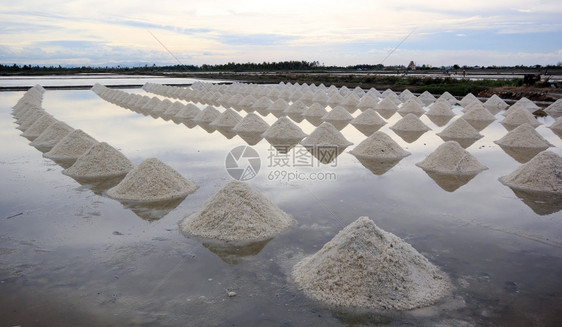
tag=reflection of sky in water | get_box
[1,85,562,326]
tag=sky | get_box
[0,0,561,67]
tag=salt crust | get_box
[494,123,553,149]
[300,122,353,147]
[351,109,386,127]
[292,216,451,310]
[350,131,410,160]
[107,158,197,202]
[29,121,74,149]
[44,129,98,160]
[437,118,483,139]
[390,113,431,132]
[180,180,295,242]
[416,141,488,174]
[262,117,307,140]
[499,150,562,194]
[233,113,270,134]
[63,142,134,179]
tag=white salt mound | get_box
[350,131,410,160]
[292,216,451,310]
[322,106,353,122]
[63,142,135,179]
[426,101,455,117]
[17,109,47,131]
[390,113,431,132]
[107,158,197,202]
[303,103,328,117]
[437,118,483,139]
[398,99,425,116]
[300,122,353,148]
[44,129,98,160]
[30,121,74,149]
[262,117,307,140]
[549,117,562,134]
[502,107,541,128]
[21,114,58,139]
[513,97,540,111]
[418,91,436,105]
[210,108,242,128]
[545,99,562,117]
[494,123,553,149]
[499,151,562,194]
[193,106,220,123]
[175,103,200,119]
[377,97,399,112]
[284,100,308,115]
[459,93,480,107]
[416,141,488,174]
[268,99,290,112]
[233,113,270,134]
[351,109,386,127]
[484,94,509,110]
[180,180,295,242]
[461,103,495,121]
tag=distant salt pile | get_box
[175,103,200,119]
[312,91,329,106]
[303,103,328,118]
[513,97,540,112]
[322,106,353,123]
[351,109,386,129]
[484,94,509,113]
[350,131,410,160]
[300,122,353,148]
[545,99,562,118]
[284,100,308,115]
[501,106,541,130]
[162,101,186,117]
[416,141,488,174]
[328,93,345,107]
[418,91,436,105]
[376,96,399,113]
[193,105,220,123]
[366,88,382,98]
[262,117,307,142]
[233,113,270,134]
[21,114,58,140]
[399,89,415,102]
[549,117,562,136]
[437,118,483,144]
[499,151,562,194]
[17,109,47,131]
[494,123,553,149]
[151,98,174,113]
[30,121,74,150]
[461,103,496,124]
[426,100,455,117]
[385,92,402,106]
[459,93,480,107]
[210,108,242,128]
[398,98,425,117]
[252,96,274,111]
[357,94,379,111]
[390,113,431,132]
[180,180,295,242]
[342,92,361,109]
[438,91,457,105]
[107,158,197,203]
[63,142,134,179]
[141,97,162,111]
[292,216,450,310]
[268,98,290,113]
[44,129,98,161]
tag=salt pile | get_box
[350,131,410,160]
[262,117,307,141]
[210,108,242,128]
[484,94,509,113]
[300,122,353,148]
[141,97,162,111]
[549,117,562,137]
[375,97,399,117]
[328,93,345,106]
[292,216,450,310]
[461,103,496,131]
[438,91,457,105]
[162,101,185,117]
[44,129,98,161]
[426,100,454,117]
[459,93,480,107]
[312,92,329,106]
[545,99,562,118]
[499,151,562,194]
[497,123,552,147]
[416,141,488,174]
[21,114,58,140]
[17,109,47,131]
[268,98,290,113]
[180,180,295,242]
[29,121,74,150]
[284,100,308,115]
[63,142,135,179]
[513,97,540,112]
[398,98,425,117]
[390,113,431,132]
[418,91,436,105]
[351,109,386,129]
[321,106,353,123]
[303,103,328,118]
[107,158,197,202]
[357,94,379,111]
[175,103,200,119]
[438,118,482,139]
[501,106,541,130]
[233,113,270,134]
[251,96,274,111]
[193,106,220,123]
[399,89,415,102]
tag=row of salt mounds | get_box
[416,141,488,175]
[107,158,198,203]
[292,216,451,310]
[63,142,134,179]
[233,113,270,134]
[350,131,410,160]
[499,151,562,194]
[29,121,74,151]
[44,129,98,161]
[501,106,541,130]
[21,114,58,140]
[13,85,45,113]
[180,180,295,242]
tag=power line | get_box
[147,29,184,66]
[379,29,416,65]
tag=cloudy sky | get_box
[1,0,560,67]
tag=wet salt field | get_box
[1,78,561,326]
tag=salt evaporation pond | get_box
[1,77,562,326]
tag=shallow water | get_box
[1,81,561,326]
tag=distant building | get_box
[407,61,416,70]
